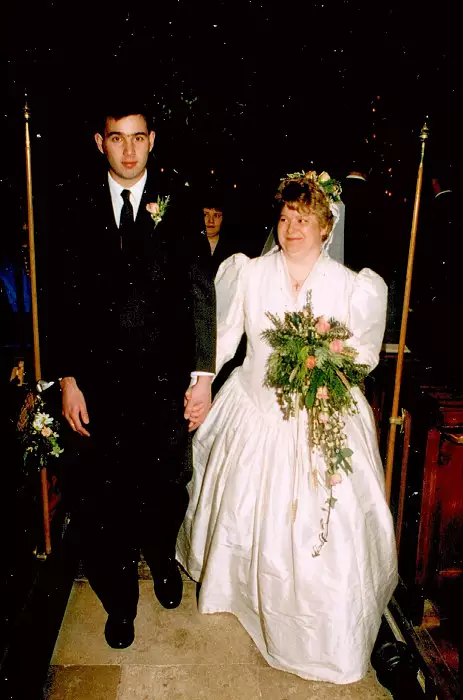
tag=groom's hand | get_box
[184,375,212,432]
[60,377,91,437]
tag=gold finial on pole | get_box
[419,121,430,161]
[24,100,51,555]
[384,120,430,505]
[420,120,430,142]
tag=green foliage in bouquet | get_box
[262,292,370,555]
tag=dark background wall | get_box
[1,0,461,340]
[3,1,460,206]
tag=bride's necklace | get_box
[288,271,309,293]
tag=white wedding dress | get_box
[177,248,398,684]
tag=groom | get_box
[42,106,216,649]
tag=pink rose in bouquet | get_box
[329,339,344,354]
[315,317,331,334]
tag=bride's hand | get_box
[184,377,212,432]
[60,377,91,437]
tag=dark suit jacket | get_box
[40,171,216,438]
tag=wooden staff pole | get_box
[384,122,430,505]
[24,104,41,381]
[24,102,51,555]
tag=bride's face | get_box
[277,204,326,257]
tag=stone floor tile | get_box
[52,580,264,666]
[44,665,121,700]
[76,557,192,582]
[116,664,260,700]
[257,666,392,699]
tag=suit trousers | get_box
[61,385,191,619]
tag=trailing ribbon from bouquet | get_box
[262,292,369,556]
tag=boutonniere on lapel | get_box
[146,195,171,228]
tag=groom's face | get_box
[95,114,155,187]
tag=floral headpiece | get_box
[278,170,342,205]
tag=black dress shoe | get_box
[152,559,183,609]
[104,616,135,649]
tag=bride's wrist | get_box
[195,375,213,386]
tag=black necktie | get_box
[119,189,134,249]
[120,189,134,226]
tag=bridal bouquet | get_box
[262,292,369,555]
[18,392,63,473]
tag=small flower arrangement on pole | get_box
[18,392,63,473]
[262,292,369,556]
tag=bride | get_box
[177,171,397,684]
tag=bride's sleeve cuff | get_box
[190,371,215,386]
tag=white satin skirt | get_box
[177,369,397,684]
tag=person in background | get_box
[203,203,223,257]
[0,227,31,347]
[202,191,249,274]
[201,190,247,392]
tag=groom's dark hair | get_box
[95,104,154,136]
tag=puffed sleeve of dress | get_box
[347,268,388,372]
[214,253,250,375]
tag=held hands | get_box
[184,375,212,432]
[60,377,91,437]
[60,374,210,436]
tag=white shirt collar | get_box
[107,170,148,226]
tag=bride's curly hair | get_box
[274,177,335,242]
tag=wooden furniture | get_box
[415,394,463,598]
[369,354,463,698]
